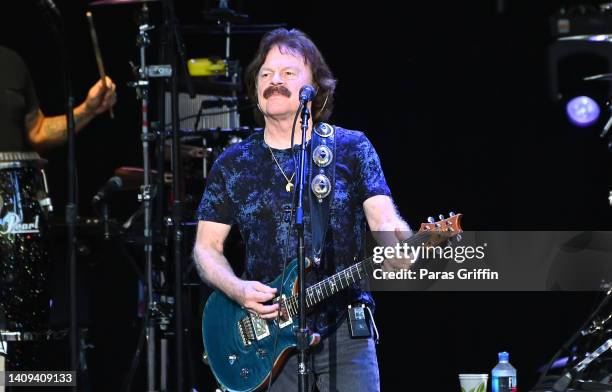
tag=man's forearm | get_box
[193,246,243,301]
[35,104,95,147]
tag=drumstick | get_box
[86,11,114,119]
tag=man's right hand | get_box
[235,280,279,319]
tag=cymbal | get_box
[585,73,612,81]
[90,0,159,6]
[558,34,612,42]
[114,166,166,190]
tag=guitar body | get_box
[202,259,300,392]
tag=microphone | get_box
[299,85,316,103]
[92,176,123,204]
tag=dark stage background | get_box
[2,1,612,391]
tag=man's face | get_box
[257,45,313,121]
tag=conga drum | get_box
[0,152,53,331]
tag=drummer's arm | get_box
[25,77,116,149]
[26,107,96,149]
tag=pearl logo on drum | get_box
[0,212,41,235]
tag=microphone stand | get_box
[64,28,79,392]
[294,102,311,392]
[127,5,158,390]
[39,3,79,383]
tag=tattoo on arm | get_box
[40,115,68,144]
[31,106,94,148]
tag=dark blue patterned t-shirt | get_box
[196,126,391,335]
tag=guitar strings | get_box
[283,229,442,314]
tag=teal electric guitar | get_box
[202,213,463,392]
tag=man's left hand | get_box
[381,227,416,272]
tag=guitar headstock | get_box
[419,212,463,235]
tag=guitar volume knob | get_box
[241,368,250,379]
[228,354,238,365]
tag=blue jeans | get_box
[269,318,380,392]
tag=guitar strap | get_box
[309,122,336,266]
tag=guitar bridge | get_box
[238,312,271,346]
[238,317,255,346]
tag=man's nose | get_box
[271,71,284,84]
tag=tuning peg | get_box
[456,233,463,242]
[427,216,435,223]
[438,214,445,220]
[449,211,456,217]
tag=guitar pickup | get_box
[274,295,293,328]
[250,313,270,341]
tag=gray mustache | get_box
[263,85,291,99]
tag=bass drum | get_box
[0,158,53,331]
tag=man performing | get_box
[193,28,409,391]
[0,45,116,152]
[0,44,116,374]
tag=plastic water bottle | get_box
[492,351,517,392]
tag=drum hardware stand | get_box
[220,1,241,129]
[156,297,173,391]
[125,1,194,389]
[126,4,171,390]
[211,0,242,129]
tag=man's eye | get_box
[284,71,295,76]
[260,73,270,78]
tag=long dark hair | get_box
[245,28,337,124]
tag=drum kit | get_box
[0,0,276,389]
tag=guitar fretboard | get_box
[283,229,451,318]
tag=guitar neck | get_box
[284,229,451,316]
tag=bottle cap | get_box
[498,351,509,362]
